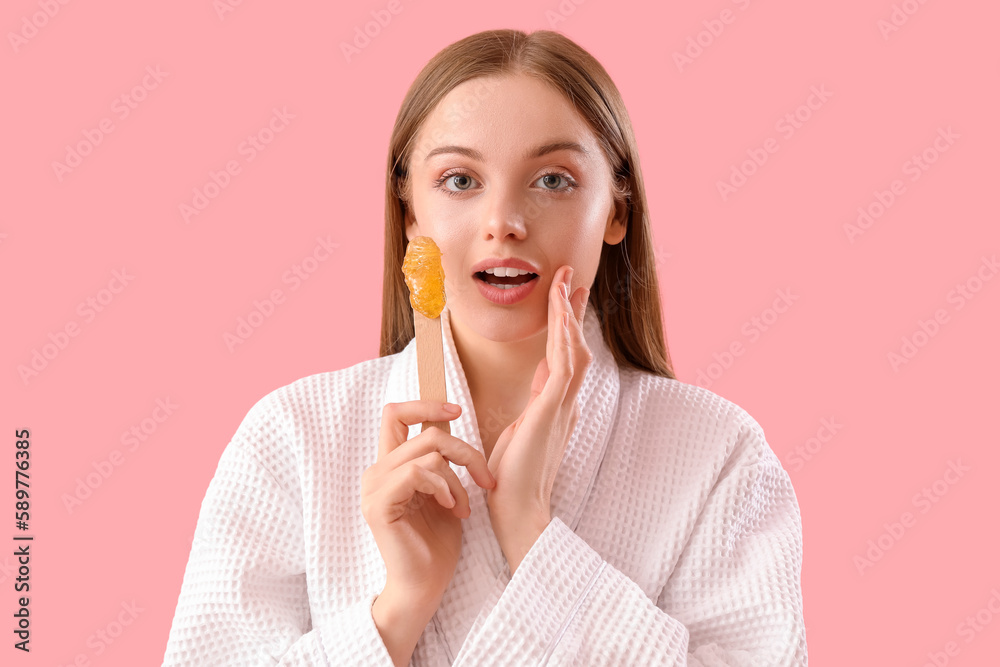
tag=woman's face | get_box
[404,73,626,342]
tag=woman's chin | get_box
[451,305,546,343]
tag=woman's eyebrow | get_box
[423,140,589,163]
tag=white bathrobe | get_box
[162,303,807,666]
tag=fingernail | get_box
[443,402,460,414]
[559,282,568,299]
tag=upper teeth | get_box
[484,267,532,277]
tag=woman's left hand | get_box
[485,265,593,574]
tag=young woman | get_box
[163,29,807,667]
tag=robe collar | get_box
[382,300,622,534]
[381,302,622,660]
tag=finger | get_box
[540,296,574,410]
[410,465,456,511]
[562,279,589,373]
[545,267,563,364]
[383,426,495,490]
[528,356,548,403]
[421,454,471,518]
[558,278,591,402]
[375,464,454,522]
[378,401,462,460]
[564,309,593,403]
[570,285,590,324]
[545,265,571,386]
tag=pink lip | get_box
[474,273,539,305]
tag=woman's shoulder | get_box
[621,367,760,431]
[209,355,399,502]
[238,354,399,432]
[220,354,400,478]
[619,367,777,470]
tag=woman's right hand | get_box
[362,400,496,610]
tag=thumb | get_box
[487,417,522,477]
[529,357,549,399]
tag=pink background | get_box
[3,0,998,664]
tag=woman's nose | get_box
[481,185,528,240]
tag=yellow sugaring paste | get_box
[402,236,446,319]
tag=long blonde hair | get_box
[379,29,674,379]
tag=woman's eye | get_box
[435,171,575,196]
[435,172,476,195]
[445,173,477,191]
[535,173,572,190]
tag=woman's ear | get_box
[603,198,627,246]
[403,204,418,242]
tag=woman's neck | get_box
[447,313,547,458]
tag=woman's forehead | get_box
[416,76,600,165]
[431,74,579,126]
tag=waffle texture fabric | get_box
[162,303,807,666]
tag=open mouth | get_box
[474,269,539,290]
